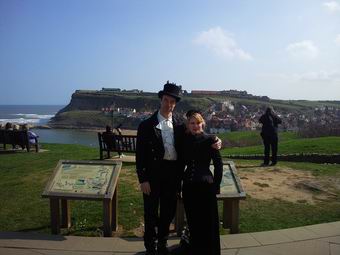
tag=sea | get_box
[0,105,98,147]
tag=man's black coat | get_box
[136,111,186,184]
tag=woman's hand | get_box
[211,137,222,150]
[140,182,151,195]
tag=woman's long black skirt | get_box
[183,181,221,255]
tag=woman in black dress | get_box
[182,111,223,255]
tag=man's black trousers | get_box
[143,160,179,249]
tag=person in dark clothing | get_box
[136,82,186,255]
[259,107,282,166]
[136,82,222,255]
[102,125,116,151]
[181,111,223,255]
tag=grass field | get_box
[0,144,143,236]
[0,142,339,237]
[219,130,299,147]
[221,136,340,155]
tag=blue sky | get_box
[1,0,340,104]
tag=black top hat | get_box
[158,81,181,102]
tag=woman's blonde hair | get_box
[186,112,206,129]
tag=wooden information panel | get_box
[216,161,246,233]
[42,160,122,237]
[175,161,246,235]
[216,161,246,199]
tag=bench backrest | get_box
[99,132,137,153]
[0,129,39,152]
[115,135,137,153]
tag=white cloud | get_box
[286,40,319,59]
[335,34,340,46]
[259,70,340,83]
[323,1,340,12]
[194,26,253,61]
[297,70,340,82]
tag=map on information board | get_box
[220,165,238,195]
[50,163,114,195]
[210,164,238,195]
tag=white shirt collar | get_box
[157,111,172,123]
[156,111,173,130]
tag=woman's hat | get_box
[186,109,202,119]
[158,81,181,102]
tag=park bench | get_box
[0,129,39,152]
[175,161,246,236]
[98,132,137,160]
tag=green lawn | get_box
[219,130,299,147]
[221,136,340,155]
[0,144,143,236]
[0,143,339,237]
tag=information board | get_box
[209,161,245,199]
[42,160,121,200]
[219,164,239,195]
[50,164,113,195]
[42,160,122,237]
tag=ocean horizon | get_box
[0,105,65,125]
[0,105,99,147]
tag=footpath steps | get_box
[0,221,339,255]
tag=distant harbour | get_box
[0,105,100,147]
[30,128,99,147]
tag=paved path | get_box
[0,221,339,255]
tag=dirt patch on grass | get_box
[238,166,339,204]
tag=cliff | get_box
[49,90,218,129]
[49,90,340,130]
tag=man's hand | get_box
[140,182,151,195]
[211,137,222,150]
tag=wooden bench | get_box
[175,161,246,236]
[98,132,137,160]
[0,129,39,152]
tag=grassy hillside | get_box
[50,110,141,129]
[221,136,340,155]
[219,130,299,147]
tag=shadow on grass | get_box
[0,231,66,241]
[237,164,261,169]
[0,150,17,154]
[18,225,50,232]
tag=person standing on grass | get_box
[259,107,282,166]
[136,81,221,255]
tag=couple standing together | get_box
[136,81,223,255]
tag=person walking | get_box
[259,107,282,166]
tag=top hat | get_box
[158,81,181,102]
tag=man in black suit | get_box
[136,81,185,255]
